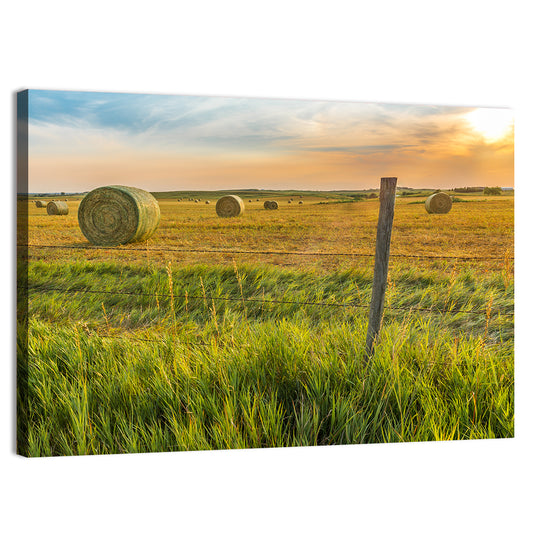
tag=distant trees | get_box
[452,187,484,193]
[484,187,503,195]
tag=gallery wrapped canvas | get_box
[17,90,514,457]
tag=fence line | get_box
[26,284,515,317]
[21,243,513,262]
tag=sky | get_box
[26,90,514,193]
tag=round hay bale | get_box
[264,200,278,210]
[78,185,160,245]
[194,199,199,203]
[46,201,68,215]
[205,200,210,204]
[216,195,244,217]
[35,200,47,208]
[425,192,452,214]
[248,199,252,203]
[298,201,303,205]
[288,200,292,204]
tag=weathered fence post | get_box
[365,177,398,361]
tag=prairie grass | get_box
[18,191,514,456]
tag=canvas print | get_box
[17,90,514,457]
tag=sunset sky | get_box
[27,90,514,193]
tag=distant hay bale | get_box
[425,192,453,214]
[248,199,252,203]
[216,195,244,217]
[194,199,199,203]
[78,185,160,245]
[264,200,278,210]
[46,201,68,215]
[298,201,303,205]
[205,200,210,204]
[35,200,47,208]
[288,200,292,204]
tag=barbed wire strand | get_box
[26,284,514,317]
[20,243,513,262]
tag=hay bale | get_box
[35,200,47,208]
[425,192,453,214]
[205,200,210,204]
[264,200,278,210]
[194,199,199,203]
[288,200,292,204]
[216,195,244,217]
[46,201,68,215]
[78,185,160,245]
[248,199,252,203]
[298,201,303,205]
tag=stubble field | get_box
[18,190,514,456]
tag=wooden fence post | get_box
[365,177,398,361]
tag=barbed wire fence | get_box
[21,238,514,353]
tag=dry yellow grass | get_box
[23,193,514,272]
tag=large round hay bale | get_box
[425,192,453,214]
[35,200,47,208]
[78,185,160,245]
[46,201,68,215]
[216,195,244,217]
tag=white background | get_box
[2,1,531,531]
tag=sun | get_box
[465,108,514,142]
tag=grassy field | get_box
[18,189,514,456]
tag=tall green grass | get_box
[19,260,514,456]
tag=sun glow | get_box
[466,108,514,142]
